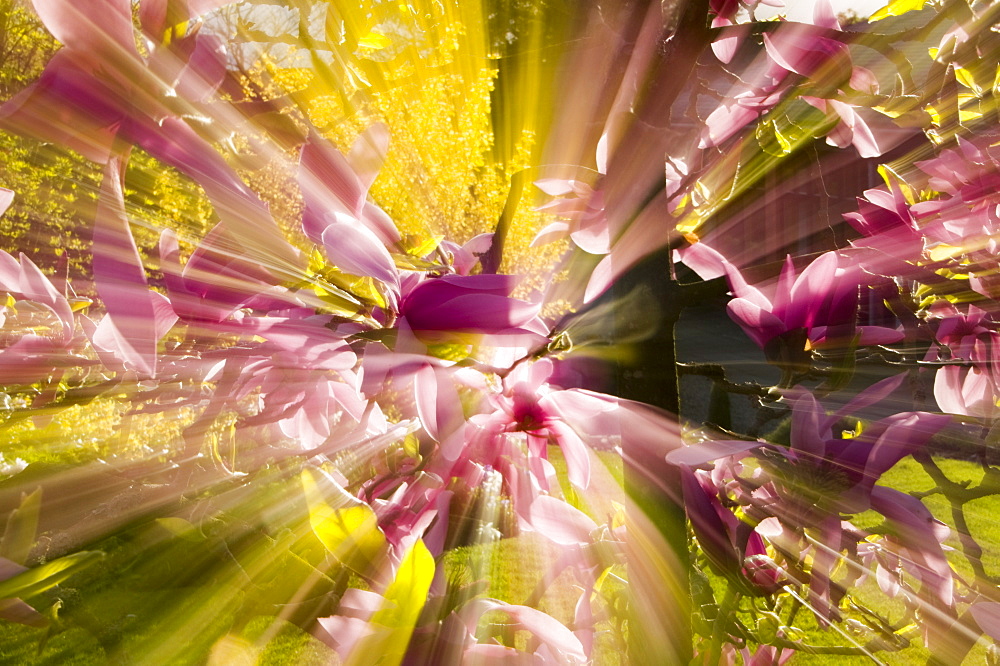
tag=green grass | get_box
[788,456,1000,665]
[0,399,998,665]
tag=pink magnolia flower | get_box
[680,465,783,595]
[418,359,678,544]
[670,376,953,616]
[0,250,93,385]
[399,274,547,343]
[679,243,904,354]
[931,305,1000,419]
[0,0,301,274]
[844,184,925,264]
[531,178,609,254]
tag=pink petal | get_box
[666,440,762,467]
[0,189,12,217]
[811,0,841,30]
[299,133,365,243]
[546,420,591,489]
[413,365,464,442]
[763,26,849,78]
[521,495,597,546]
[348,123,390,196]
[970,602,1000,642]
[321,213,399,290]
[17,254,73,342]
[32,0,136,56]
[497,603,587,663]
[92,159,157,376]
[726,299,785,348]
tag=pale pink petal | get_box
[812,0,841,30]
[970,602,1000,642]
[521,495,597,546]
[727,299,785,348]
[32,0,136,56]
[348,123,390,195]
[17,254,73,342]
[413,365,464,442]
[92,159,157,376]
[666,440,763,467]
[321,213,399,290]
[531,221,570,247]
[0,189,12,218]
[299,133,365,243]
[546,420,591,489]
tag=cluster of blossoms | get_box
[0,0,679,661]
[1,0,1000,663]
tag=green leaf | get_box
[869,0,927,22]
[301,470,386,576]
[400,233,444,258]
[0,551,104,600]
[347,540,435,666]
[756,118,792,156]
[0,488,41,565]
[155,517,204,543]
[426,343,471,362]
[955,66,983,95]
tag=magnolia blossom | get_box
[678,243,903,354]
[669,375,952,617]
[931,305,1000,419]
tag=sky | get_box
[757,0,897,22]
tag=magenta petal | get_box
[863,412,950,484]
[769,255,797,323]
[0,52,121,163]
[680,468,740,576]
[172,32,227,102]
[763,26,848,78]
[790,391,826,458]
[854,325,905,345]
[869,486,954,607]
[788,251,840,329]
[827,373,907,430]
